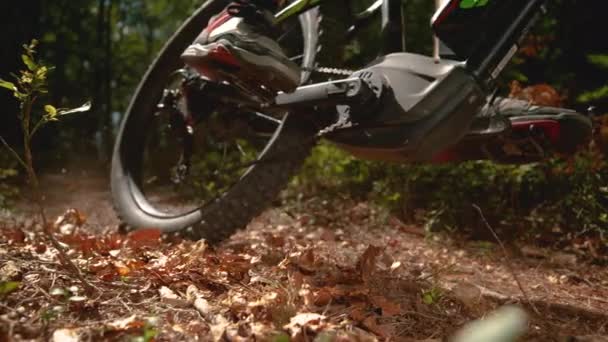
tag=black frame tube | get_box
[381,0,406,55]
[466,0,547,86]
[276,0,547,86]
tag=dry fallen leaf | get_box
[297,249,317,273]
[358,245,383,282]
[127,228,162,248]
[284,312,326,337]
[0,260,21,281]
[58,223,76,235]
[547,275,559,284]
[349,305,368,322]
[194,297,214,319]
[362,316,393,338]
[159,286,189,307]
[113,260,130,276]
[509,81,563,107]
[188,285,215,319]
[313,288,332,306]
[4,228,26,244]
[370,295,401,317]
[52,328,80,342]
[107,315,145,331]
[390,261,402,272]
[55,208,87,227]
[209,315,230,341]
[68,296,87,303]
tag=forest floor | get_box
[0,166,607,341]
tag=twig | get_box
[31,284,55,302]
[34,196,95,294]
[418,262,456,282]
[1,145,94,293]
[472,204,540,315]
[8,149,95,294]
[0,135,28,170]
[119,298,133,313]
[401,310,447,322]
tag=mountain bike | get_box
[111,0,593,242]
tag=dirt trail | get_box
[12,163,119,229]
[3,167,607,340]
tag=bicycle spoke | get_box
[277,21,299,43]
[236,142,247,157]
[289,54,304,61]
[254,112,282,125]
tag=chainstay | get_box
[192,66,357,176]
[218,117,355,175]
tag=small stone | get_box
[390,261,402,271]
[452,282,482,310]
[550,252,577,266]
[68,296,87,303]
[50,288,68,297]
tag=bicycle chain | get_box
[302,66,355,77]
[292,13,357,136]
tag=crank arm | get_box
[271,77,376,109]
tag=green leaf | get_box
[21,54,36,71]
[0,281,21,296]
[0,168,17,179]
[44,104,57,117]
[422,287,442,305]
[422,292,435,305]
[0,79,17,92]
[577,85,608,103]
[35,66,49,81]
[43,104,59,123]
[271,333,290,342]
[587,54,608,69]
[142,325,158,342]
[460,0,489,9]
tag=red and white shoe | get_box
[181,1,301,93]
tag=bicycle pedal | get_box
[217,69,277,103]
[465,115,511,139]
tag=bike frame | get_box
[276,0,399,51]
[276,0,548,88]
[267,0,553,162]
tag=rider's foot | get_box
[181,1,301,93]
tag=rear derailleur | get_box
[156,70,218,185]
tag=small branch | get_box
[31,190,95,295]
[472,204,540,315]
[16,95,95,294]
[29,118,48,140]
[0,135,28,170]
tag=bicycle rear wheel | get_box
[111,0,320,242]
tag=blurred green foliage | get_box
[292,0,608,246]
[292,142,608,243]
[0,151,19,209]
[0,167,18,210]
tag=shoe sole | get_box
[181,40,299,93]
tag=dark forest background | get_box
[0,0,202,165]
